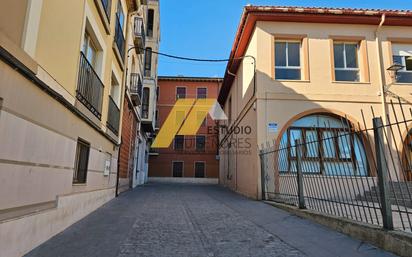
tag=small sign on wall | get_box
[104,159,111,176]
[268,122,278,133]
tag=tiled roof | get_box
[244,6,412,17]
[218,5,412,104]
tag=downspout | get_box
[115,139,122,197]
[375,14,388,123]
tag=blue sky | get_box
[158,0,412,77]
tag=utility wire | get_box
[128,46,253,63]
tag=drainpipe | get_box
[115,140,122,197]
[375,14,388,123]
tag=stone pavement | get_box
[26,183,397,257]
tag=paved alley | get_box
[26,183,396,257]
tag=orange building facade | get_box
[149,76,222,181]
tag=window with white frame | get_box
[82,32,97,67]
[333,42,360,82]
[275,41,301,80]
[195,162,205,178]
[392,44,412,83]
[176,87,186,99]
[197,87,207,99]
[197,111,207,127]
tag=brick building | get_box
[149,76,222,182]
[118,97,138,192]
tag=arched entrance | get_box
[402,132,412,181]
[277,113,369,176]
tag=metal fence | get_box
[260,99,412,233]
[77,52,104,119]
[107,96,120,135]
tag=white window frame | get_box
[172,160,184,177]
[196,135,206,151]
[395,56,412,72]
[194,161,206,178]
[334,42,360,77]
[196,87,208,99]
[197,110,207,127]
[173,135,185,150]
[176,86,187,100]
[275,40,302,80]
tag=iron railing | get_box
[77,52,104,119]
[260,98,412,233]
[130,73,143,98]
[114,16,125,59]
[134,17,145,48]
[107,96,120,135]
[101,0,111,21]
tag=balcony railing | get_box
[107,96,120,135]
[142,104,149,119]
[130,73,143,107]
[133,17,145,53]
[114,16,125,60]
[77,52,104,119]
[101,0,111,21]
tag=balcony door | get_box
[172,161,183,177]
[82,32,97,68]
[195,162,205,178]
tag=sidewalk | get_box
[26,183,396,257]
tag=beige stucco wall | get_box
[0,58,118,210]
[0,187,115,257]
[0,0,28,46]
[33,0,129,139]
[221,21,412,199]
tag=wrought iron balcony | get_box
[133,17,145,53]
[101,0,111,21]
[77,52,104,119]
[107,95,120,135]
[130,73,143,106]
[114,16,125,60]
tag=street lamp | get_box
[387,62,405,80]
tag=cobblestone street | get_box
[26,184,395,257]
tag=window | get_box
[147,9,154,37]
[73,139,90,184]
[175,111,185,126]
[142,87,150,119]
[176,87,186,99]
[195,162,205,178]
[82,32,97,67]
[144,47,152,77]
[155,109,159,128]
[156,86,159,101]
[172,161,183,177]
[116,1,124,30]
[275,41,301,80]
[278,114,368,176]
[333,42,360,82]
[392,44,412,83]
[197,87,207,99]
[174,135,184,150]
[196,135,206,151]
[101,0,111,20]
[197,111,206,127]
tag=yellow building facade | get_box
[0,0,150,256]
[218,6,412,199]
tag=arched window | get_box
[278,114,368,176]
